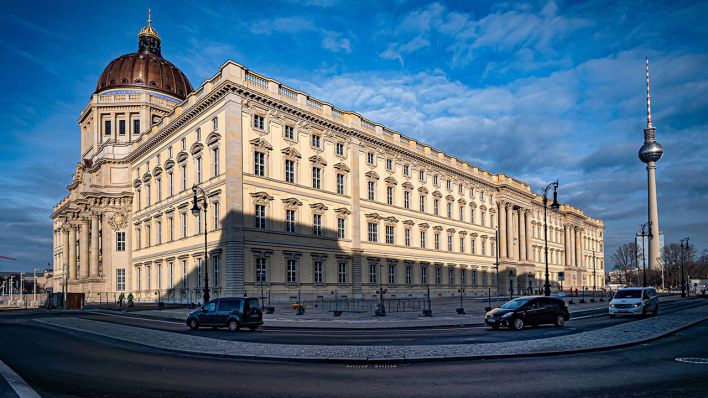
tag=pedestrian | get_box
[127,293,134,307]
[118,292,125,307]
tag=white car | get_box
[609,287,659,317]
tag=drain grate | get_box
[675,357,708,365]
[346,364,369,368]
[374,364,398,368]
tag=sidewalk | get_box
[35,302,708,362]
[124,295,684,329]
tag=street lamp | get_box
[637,222,652,287]
[542,180,560,296]
[191,184,210,304]
[680,237,689,298]
[376,263,386,316]
[591,251,596,302]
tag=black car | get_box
[187,297,263,332]
[484,296,570,330]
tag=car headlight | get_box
[609,304,615,308]
[501,312,513,319]
[633,303,641,307]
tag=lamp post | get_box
[494,227,500,298]
[680,237,689,298]
[376,263,386,316]
[33,267,38,304]
[542,180,560,296]
[591,251,596,302]
[637,222,652,287]
[191,184,210,304]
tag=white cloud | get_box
[321,32,351,53]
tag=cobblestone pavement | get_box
[128,295,683,329]
[35,302,708,362]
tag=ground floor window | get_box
[256,258,267,282]
[286,259,297,283]
[338,262,347,284]
[116,269,125,291]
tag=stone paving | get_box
[35,301,708,362]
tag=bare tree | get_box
[611,242,639,285]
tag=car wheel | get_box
[248,325,259,332]
[652,305,659,315]
[609,314,616,319]
[491,325,499,330]
[188,318,199,330]
[228,320,240,332]
[554,315,566,327]
[511,318,524,330]
[641,307,647,317]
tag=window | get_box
[286,259,297,283]
[156,221,162,244]
[434,199,439,216]
[212,255,220,287]
[338,262,347,283]
[368,223,378,242]
[104,120,111,136]
[133,119,140,135]
[459,207,464,221]
[388,265,395,284]
[135,227,141,249]
[285,160,295,183]
[180,164,187,191]
[181,260,187,288]
[195,156,203,183]
[195,212,202,235]
[312,167,321,189]
[448,268,454,286]
[145,183,151,207]
[403,165,410,176]
[168,262,174,289]
[196,128,202,142]
[447,235,453,251]
[146,224,151,246]
[147,265,152,289]
[168,217,174,241]
[433,175,438,186]
[404,191,410,209]
[434,233,441,250]
[460,237,464,252]
[256,258,267,282]
[118,120,126,135]
[314,261,323,283]
[254,152,265,176]
[285,125,295,140]
[482,241,487,256]
[212,147,219,176]
[213,117,218,131]
[420,231,426,248]
[420,196,425,212]
[212,202,220,230]
[180,213,187,238]
[116,269,125,291]
[157,264,162,289]
[156,178,162,202]
[435,268,442,286]
[196,259,202,287]
[253,115,264,130]
[459,184,463,194]
[168,171,174,196]
[311,134,321,148]
[313,214,322,236]
[419,170,425,181]
[369,264,377,284]
[386,186,393,205]
[368,181,375,200]
[447,202,452,218]
[465,269,470,286]
[446,180,452,190]
[404,228,411,246]
[136,266,141,290]
[337,218,345,239]
[421,266,428,285]
[385,158,392,170]
[335,142,344,156]
[116,232,126,251]
[368,153,376,165]
[481,210,487,227]
[336,174,345,194]
[470,208,475,224]
[405,266,412,285]
[181,137,186,150]
[255,204,266,229]
[471,238,476,254]
[286,210,296,233]
[385,225,395,244]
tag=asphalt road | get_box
[52,298,708,346]
[0,314,707,397]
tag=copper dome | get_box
[95,18,193,100]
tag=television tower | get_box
[638,57,663,270]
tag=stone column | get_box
[564,226,570,266]
[62,227,70,278]
[506,204,514,260]
[518,208,526,262]
[68,225,78,280]
[498,202,507,259]
[90,215,100,278]
[80,220,90,280]
[525,211,533,262]
[576,228,583,269]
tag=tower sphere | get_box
[638,140,663,163]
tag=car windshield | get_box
[500,298,531,309]
[614,289,642,299]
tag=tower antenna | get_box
[148,8,152,26]
[646,56,652,128]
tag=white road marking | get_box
[86,311,183,325]
[0,359,42,398]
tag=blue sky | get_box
[0,0,707,272]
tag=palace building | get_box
[51,19,605,303]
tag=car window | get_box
[246,298,260,310]
[500,298,531,309]
[649,289,657,297]
[203,302,216,312]
[614,289,642,299]
[540,298,559,308]
[643,291,650,299]
[219,300,240,312]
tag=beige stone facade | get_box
[52,59,605,303]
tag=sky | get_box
[0,0,707,273]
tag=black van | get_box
[484,296,570,330]
[186,297,263,332]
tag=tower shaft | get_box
[646,161,660,269]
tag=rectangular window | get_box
[419,170,425,181]
[369,264,377,284]
[420,231,426,248]
[311,134,321,148]
[421,267,428,285]
[447,203,452,218]
[338,262,347,283]
[147,265,152,290]
[156,221,162,244]
[313,214,322,236]
[368,223,378,242]
[254,152,265,176]
[447,235,453,251]
[420,196,425,212]
[335,142,344,156]
[196,260,202,287]
[118,120,126,135]
[116,232,126,251]
[285,125,295,140]
[181,138,186,150]
[180,164,187,191]
[434,233,440,250]
[135,227,141,249]
[180,213,187,238]
[385,158,392,170]
[133,119,140,135]
[368,153,376,165]
[434,199,439,216]
[168,171,174,196]
[386,186,393,205]
[471,208,475,224]
[145,183,151,207]
[285,160,295,183]
[195,157,202,183]
[368,181,375,200]
[388,265,395,284]
[336,174,345,194]
[433,175,438,186]
[253,115,264,130]
[337,218,345,239]
[460,237,464,252]
[116,269,125,291]
[458,184,463,194]
[286,210,296,233]
[472,270,478,287]
[212,202,220,230]
[482,241,487,256]
[448,268,454,286]
[314,261,323,284]
[212,147,219,176]
[156,178,162,202]
[403,165,410,176]
[169,262,174,289]
[405,266,412,285]
[286,259,297,283]
[481,211,487,227]
[435,268,442,286]
[404,191,410,209]
[212,255,220,287]
[157,264,162,289]
[385,225,395,244]
[136,267,141,290]
[446,180,452,190]
[459,207,464,221]
[104,120,111,136]
[404,228,411,246]
[471,238,476,254]
[461,269,467,286]
[213,117,218,131]
[312,167,321,189]
[181,260,187,289]
[167,217,174,241]
[146,225,151,247]
[256,258,267,282]
[255,204,266,229]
